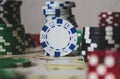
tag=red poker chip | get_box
[32,34,40,46]
[98,12,120,27]
[87,50,120,79]
[99,22,120,27]
[99,12,120,18]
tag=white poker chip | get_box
[46,15,70,20]
[40,18,77,57]
[42,9,71,15]
[42,7,71,12]
[45,15,75,22]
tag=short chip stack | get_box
[42,1,78,28]
[81,26,120,57]
[0,0,25,55]
[98,12,120,27]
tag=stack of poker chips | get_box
[98,12,120,27]
[0,0,22,24]
[0,24,25,55]
[25,33,40,48]
[0,0,25,55]
[87,51,120,79]
[81,26,120,57]
[42,1,78,28]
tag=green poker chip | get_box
[77,30,82,45]
[0,58,32,68]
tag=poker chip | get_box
[75,29,82,51]
[87,51,120,79]
[0,24,25,55]
[42,9,71,15]
[98,12,120,27]
[0,57,32,68]
[42,6,71,12]
[25,33,40,48]
[81,26,120,56]
[32,34,40,46]
[42,1,78,28]
[40,18,77,57]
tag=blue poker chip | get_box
[40,18,77,57]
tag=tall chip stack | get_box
[0,0,25,55]
[42,1,78,28]
[41,1,82,56]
